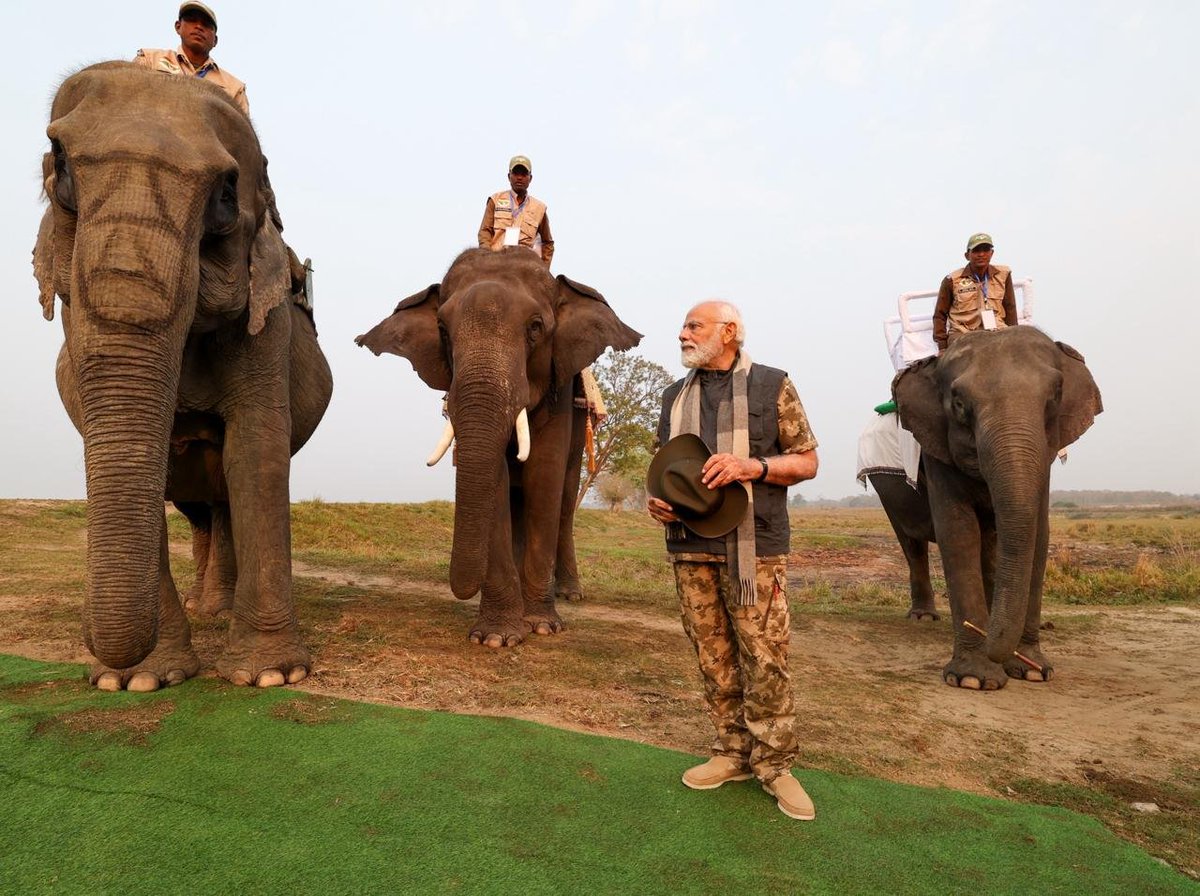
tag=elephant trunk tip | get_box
[83,620,158,671]
[448,571,481,602]
[985,622,1021,665]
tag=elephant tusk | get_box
[426,419,455,466]
[515,407,530,462]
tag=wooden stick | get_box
[961,619,1044,673]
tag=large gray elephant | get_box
[356,248,641,647]
[34,63,333,691]
[892,326,1101,690]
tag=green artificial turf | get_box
[0,654,1192,896]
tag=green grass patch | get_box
[1006,773,1200,881]
[1045,559,1199,605]
[1054,514,1200,550]
[1,653,1192,896]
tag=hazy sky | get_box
[2,1,1197,502]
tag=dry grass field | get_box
[1,500,1196,878]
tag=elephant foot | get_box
[906,605,940,622]
[527,616,565,636]
[1004,643,1053,682]
[217,625,310,688]
[89,644,201,693]
[184,571,236,616]
[468,616,528,648]
[555,579,584,603]
[942,653,1007,691]
[184,587,234,617]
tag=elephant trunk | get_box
[978,428,1049,663]
[446,366,526,599]
[72,289,190,669]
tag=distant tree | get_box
[577,349,675,509]
[595,473,635,511]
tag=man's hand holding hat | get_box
[646,434,751,537]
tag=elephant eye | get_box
[50,140,76,213]
[203,169,239,236]
[950,394,971,425]
[527,317,545,342]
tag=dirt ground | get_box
[2,510,1197,875]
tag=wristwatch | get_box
[756,457,769,482]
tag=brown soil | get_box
[280,549,1198,797]
[2,514,1196,874]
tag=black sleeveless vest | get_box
[656,363,791,556]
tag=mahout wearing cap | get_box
[646,434,749,538]
[179,2,217,30]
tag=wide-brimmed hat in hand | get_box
[646,434,749,538]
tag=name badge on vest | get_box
[981,309,997,330]
[503,227,520,247]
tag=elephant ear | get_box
[1055,341,1103,450]
[893,357,952,465]
[552,275,642,379]
[248,214,290,336]
[33,207,57,321]
[354,285,452,390]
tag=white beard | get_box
[681,332,724,369]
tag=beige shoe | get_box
[762,773,816,820]
[681,756,753,790]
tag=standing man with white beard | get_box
[646,300,820,820]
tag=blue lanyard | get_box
[508,191,526,220]
[972,268,988,300]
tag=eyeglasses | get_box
[970,245,994,252]
[682,320,732,333]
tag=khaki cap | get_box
[967,232,994,251]
[179,2,218,29]
[508,155,533,173]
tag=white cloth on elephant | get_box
[855,412,921,489]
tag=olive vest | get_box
[947,264,1011,335]
[657,363,791,556]
[488,191,547,252]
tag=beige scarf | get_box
[668,351,757,605]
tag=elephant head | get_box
[893,325,1102,664]
[356,248,641,599]
[32,63,292,669]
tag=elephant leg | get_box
[91,511,201,692]
[215,343,309,687]
[173,501,212,613]
[872,473,938,620]
[1006,492,1053,682]
[554,404,587,603]
[925,461,1007,690]
[176,501,237,615]
[519,412,570,635]
[470,482,528,648]
[198,502,237,615]
[897,534,938,621]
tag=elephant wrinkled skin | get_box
[893,326,1101,690]
[34,63,333,691]
[357,249,641,647]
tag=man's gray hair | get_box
[709,300,745,346]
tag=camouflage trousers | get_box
[673,557,798,782]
